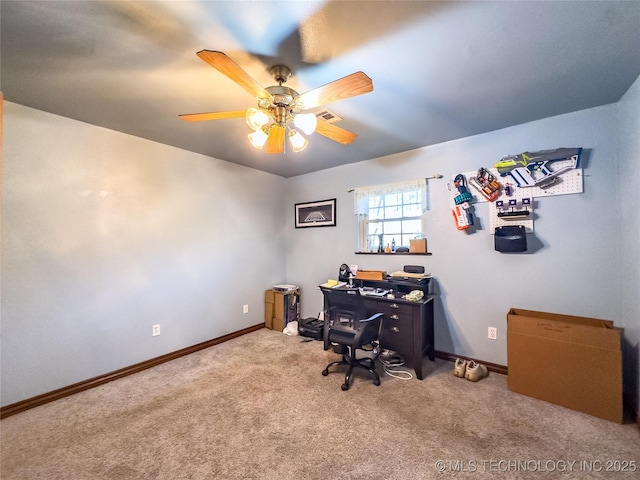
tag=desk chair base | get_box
[322,347,380,390]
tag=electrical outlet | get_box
[243,304,249,314]
[152,324,161,336]
[488,327,497,340]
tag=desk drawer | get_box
[377,301,413,357]
[377,301,413,318]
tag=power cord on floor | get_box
[309,340,414,380]
[378,350,414,380]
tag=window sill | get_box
[355,251,432,255]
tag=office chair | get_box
[320,287,384,390]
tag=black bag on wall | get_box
[495,226,527,253]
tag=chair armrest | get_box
[352,312,383,346]
[359,312,384,324]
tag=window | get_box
[354,178,427,252]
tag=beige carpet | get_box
[1,328,639,479]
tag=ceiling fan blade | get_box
[179,111,246,122]
[296,72,373,110]
[197,50,273,101]
[264,125,286,154]
[314,121,357,145]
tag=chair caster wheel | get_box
[373,379,381,386]
[341,383,350,391]
[322,369,329,376]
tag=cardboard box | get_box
[264,289,300,331]
[409,238,427,253]
[355,270,386,281]
[507,308,622,423]
[264,290,275,329]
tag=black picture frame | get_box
[295,198,337,228]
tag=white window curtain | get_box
[353,178,428,215]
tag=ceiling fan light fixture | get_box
[288,130,309,153]
[182,51,374,155]
[293,112,317,135]
[248,128,268,149]
[246,107,269,131]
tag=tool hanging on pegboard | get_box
[447,174,475,231]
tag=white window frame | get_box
[353,178,427,253]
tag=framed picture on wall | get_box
[295,198,337,228]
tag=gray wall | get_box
[286,103,628,371]
[1,102,287,406]
[3,78,639,412]
[618,75,640,413]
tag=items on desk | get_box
[338,263,351,282]
[338,263,356,286]
[320,279,347,289]
[404,265,425,274]
[405,290,424,302]
[358,287,391,297]
[390,265,431,290]
[389,271,431,280]
[355,269,386,281]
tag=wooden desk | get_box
[364,294,435,380]
[322,278,435,380]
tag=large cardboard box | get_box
[507,308,622,423]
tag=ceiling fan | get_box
[179,50,373,154]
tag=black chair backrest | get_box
[321,288,382,351]
[322,288,367,324]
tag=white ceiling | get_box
[2,1,639,178]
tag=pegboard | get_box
[490,191,534,232]
[523,167,583,197]
[460,165,583,233]
[467,166,583,203]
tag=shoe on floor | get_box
[465,361,488,382]
[453,358,467,378]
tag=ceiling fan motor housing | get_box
[264,85,302,125]
[266,86,298,107]
[272,105,288,125]
[269,65,292,85]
